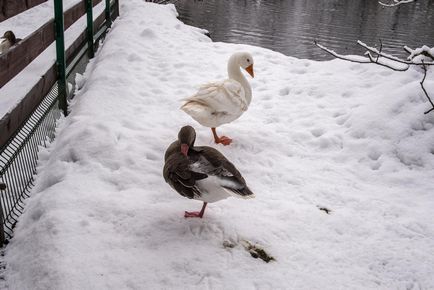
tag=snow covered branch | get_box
[314,40,409,71]
[378,0,415,7]
[314,40,434,114]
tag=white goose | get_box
[181,52,254,145]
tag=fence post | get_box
[105,0,112,27]
[53,0,68,116]
[0,182,6,245]
[86,0,95,58]
[114,0,120,18]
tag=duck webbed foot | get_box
[211,128,232,146]
[184,202,207,218]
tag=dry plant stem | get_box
[421,62,434,114]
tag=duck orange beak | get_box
[245,64,254,78]
[181,144,189,156]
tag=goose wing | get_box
[163,152,208,199]
[183,79,248,113]
[191,147,254,198]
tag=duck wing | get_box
[0,38,10,54]
[190,147,255,198]
[163,152,208,199]
[182,79,248,113]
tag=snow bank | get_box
[4,1,434,289]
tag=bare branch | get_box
[379,0,415,7]
[420,61,434,114]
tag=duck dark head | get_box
[3,31,17,44]
[178,126,196,156]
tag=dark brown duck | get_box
[0,31,20,54]
[163,126,254,218]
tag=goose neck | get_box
[227,55,252,105]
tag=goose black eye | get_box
[247,59,250,62]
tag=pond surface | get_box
[175,0,434,60]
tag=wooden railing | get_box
[0,0,48,22]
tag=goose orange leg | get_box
[211,128,232,146]
[184,202,207,218]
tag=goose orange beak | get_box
[245,64,254,78]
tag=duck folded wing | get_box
[191,147,255,198]
[183,80,248,113]
[0,38,10,54]
[163,153,208,199]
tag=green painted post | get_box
[105,0,112,28]
[54,0,68,116]
[0,182,5,245]
[86,0,95,58]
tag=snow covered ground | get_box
[4,1,434,289]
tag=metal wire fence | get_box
[0,84,60,242]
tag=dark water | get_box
[175,0,434,60]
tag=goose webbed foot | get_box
[184,202,207,218]
[215,136,232,146]
[184,211,204,218]
[211,128,232,146]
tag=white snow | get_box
[3,1,434,289]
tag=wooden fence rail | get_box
[0,0,48,22]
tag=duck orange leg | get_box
[184,202,208,218]
[211,128,232,146]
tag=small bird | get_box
[0,31,20,54]
[163,126,254,218]
[181,52,254,146]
